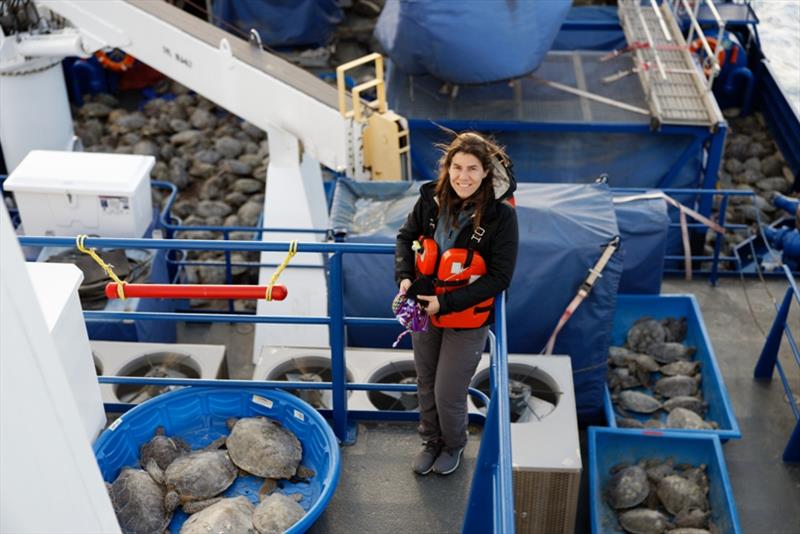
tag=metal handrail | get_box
[672,0,725,89]
[18,233,516,531]
[753,265,800,462]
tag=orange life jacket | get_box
[413,229,493,329]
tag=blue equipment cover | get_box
[613,193,669,294]
[212,0,343,47]
[331,179,622,421]
[374,0,572,84]
[552,6,626,51]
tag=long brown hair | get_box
[434,131,508,230]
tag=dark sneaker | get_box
[432,447,464,475]
[412,441,441,475]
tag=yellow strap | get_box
[76,234,127,299]
[266,240,298,301]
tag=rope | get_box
[75,234,127,299]
[266,240,297,301]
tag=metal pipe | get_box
[634,1,667,80]
[650,0,672,42]
[15,31,88,57]
[103,283,287,300]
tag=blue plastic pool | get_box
[94,386,340,533]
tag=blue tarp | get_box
[212,0,343,47]
[613,194,670,294]
[374,0,572,84]
[332,179,622,421]
[552,6,626,51]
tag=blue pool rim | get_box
[605,294,741,441]
[93,386,341,533]
[588,426,741,534]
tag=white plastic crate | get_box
[4,150,154,237]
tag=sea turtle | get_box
[647,343,696,364]
[630,353,662,374]
[609,346,634,367]
[674,507,710,529]
[662,396,707,416]
[161,445,238,513]
[660,361,701,377]
[643,458,675,484]
[253,492,306,534]
[618,508,672,534]
[666,408,715,430]
[179,496,255,534]
[644,418,664,429]
[678,465,710,495]
[139,426,190,472]
[617,417,645,429]
[657,475,708,515]
[661,317,688,342]
[626,317,667,353]
[605,464,649,509]
[108,468,171,534]
[226,417,302,479]
[616,390,662,414]
[654,375,701,399]
[609,367,643,391]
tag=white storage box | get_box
[26,262,106,441]
[4,150,154,237]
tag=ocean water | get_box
[752,0,800,113]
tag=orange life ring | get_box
[689,37,726,78]
[94,49,136,73]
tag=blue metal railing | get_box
[17,234,515,532]
[753,265,800,463]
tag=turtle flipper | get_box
[182,496,222,514]
[145,458,165,485]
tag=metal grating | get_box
[617,0,724,127]
[514,469,580,534]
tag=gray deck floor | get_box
[178,276,800,533]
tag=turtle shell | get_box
[164,449,237,501]
[226,417,302,479]
[108,468,171,534]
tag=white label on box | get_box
[108,417,123,431]
[252,395,273,409]
[293,409,305,421]
[99,195,130,215]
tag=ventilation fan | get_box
[365,359,419,411]
[114,352,201,404]
[470,362,561,423]
[265,356,354,410]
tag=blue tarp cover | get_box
[374,0,572,84]
[212,0,343,47]
[613,194,669,294]
[332,179,622,421]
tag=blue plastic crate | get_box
[604,294,741,441]
[94,386,340,533]
[589,427,741,534]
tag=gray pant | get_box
[412,324,489,449]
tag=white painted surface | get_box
[5,150,154,237]
[0,208,120,533]
[0,59,74,173]
[27,262,106,441]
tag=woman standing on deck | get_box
[395,132,519,475]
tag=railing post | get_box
[754,287,793,379]
[710,193,728,287]
[328,251,350,443]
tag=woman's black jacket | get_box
[394,181,519,325]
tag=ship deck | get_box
[179,276,800,533]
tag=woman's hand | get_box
[399,278,412,294]
[416,295,440,315]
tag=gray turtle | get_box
[108,468,171,534]
[139,426,190,472]
[648,343,696,364]
[666,408,715,430]
[617,417,645,429]
[626,318,667,353]
[674,507,710,529]
[644,418,664,429]
[618,508,672,534]
[643,458,675,484]
[253,492,306,534]
[630,353,661,374]
[662,396,707,416]
[226,417,302,479]
[609,346,634,367]
[180,496,255,534]
[161,446,238,513]
[609,367,643,391]
[660,361,701,377]
[657,475,708,515]
[661,317,688,342]
[605,464,649,509]
[617,390,662,414]
[654,375,701,399]
[678,465,710,494]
